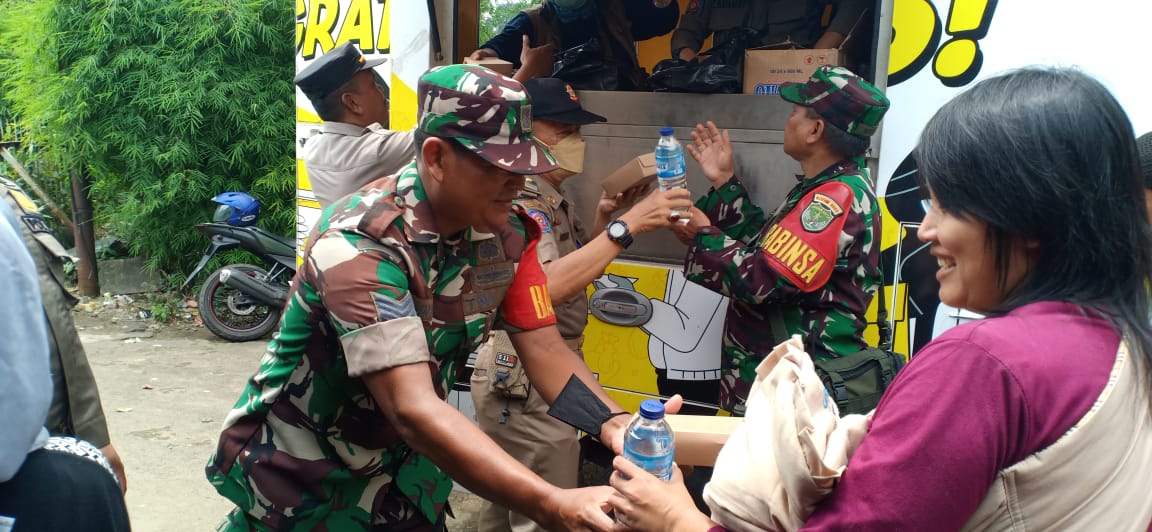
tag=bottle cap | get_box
[659,127,674,137]
[638,399,665,420]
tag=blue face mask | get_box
[552,0,594,22]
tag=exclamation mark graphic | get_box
[932,0,998,87]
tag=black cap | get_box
[295,43,387,102]
[523,78,607,125]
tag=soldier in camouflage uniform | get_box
[206,65,636,531]
[470,77,691,532]
[674,65,889,414]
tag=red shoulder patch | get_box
[759,181,854,292]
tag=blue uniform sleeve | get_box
[0,200,52,482]
[479,12,535,68]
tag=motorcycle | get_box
[180,192,297,342]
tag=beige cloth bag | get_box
[704,335,872,532]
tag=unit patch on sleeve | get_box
[527,209,552,233]
[800,193,844,232]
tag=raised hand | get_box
[686,121,735,189]
[515,34,556,81]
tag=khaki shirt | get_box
[300,121,416,209]
[515,177,590,341]
[960,341,1152,531]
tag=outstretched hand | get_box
[617,188,693,235]
[539,485,618,532]
[686,121,735,189]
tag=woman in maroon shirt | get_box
[607,67,1152,531]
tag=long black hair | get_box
[914,66,1152,395]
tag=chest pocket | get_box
[461,238,515,354]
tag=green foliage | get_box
[148,291,182,323]
[479,0,538,46]
[0,0,296,274]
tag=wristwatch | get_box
[606,219,633,249]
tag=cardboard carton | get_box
[665,414,743,467]
[742,48,842,95]
[601,153,658,196]
[463,57,514,76]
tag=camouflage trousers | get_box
[217,493,450,531]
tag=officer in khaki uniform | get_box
[0,176,125,489]
[671,0,869,61]
[296,43,416,209]
[471,78,693,532]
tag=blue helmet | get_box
[211,192,260,227]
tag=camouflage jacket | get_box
[206,162,556,530]
[684,157,880,414]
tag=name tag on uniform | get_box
[495,352,518,368]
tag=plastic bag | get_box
[648,58,740,93]
[551,37,621,91]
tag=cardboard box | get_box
[742,48,842,95]
[601,153,657,196]
[665,414,743,467]
[463,57,514,76]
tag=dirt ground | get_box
[76,302,484,531]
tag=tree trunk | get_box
[70,168,99,297]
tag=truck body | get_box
[295,0,1152,414]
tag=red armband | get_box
[759,181,854,292]
[500,236,557,330]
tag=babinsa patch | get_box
[527,209,551,233]
[800,193,844,232]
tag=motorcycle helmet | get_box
[211,192,261,227]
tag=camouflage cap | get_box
[417,64,559,175]
[780,65,890,139]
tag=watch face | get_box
[608,222,625,238]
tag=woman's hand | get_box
[609,456,715,532]
[686,121,735,189]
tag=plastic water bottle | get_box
[622,399,675,481]
[655,127,688,220]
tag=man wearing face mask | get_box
[470,78,691,532]
[467,0,680,89]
